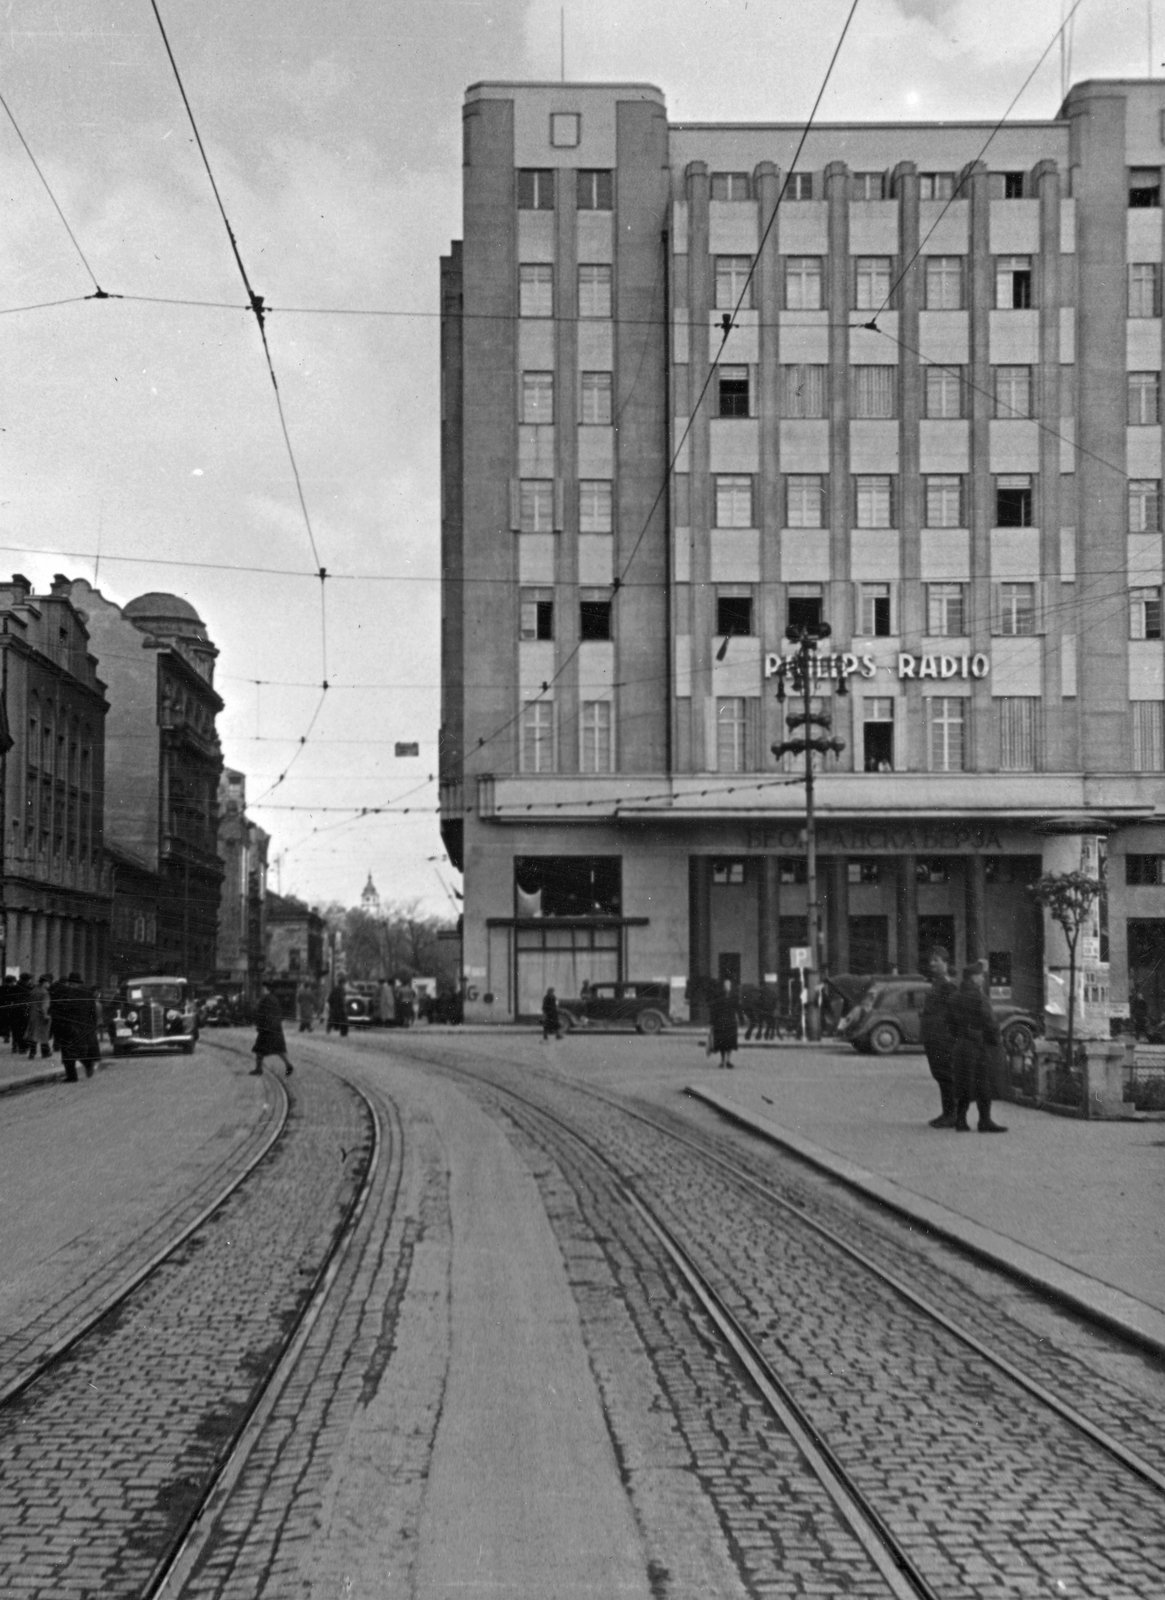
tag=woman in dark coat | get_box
[541,986,561,1041]
[709,979,740,1069]
[949,964,1007,1133]
[251,982,293,1076]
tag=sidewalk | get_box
[0,1049,66,1096]
[687,1044,1165,1358]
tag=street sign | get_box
[789,946,812,970]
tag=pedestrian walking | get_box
[296,981,317,1033]
[326,977,349,1037]
[10,973,32,1054]
[950,962,1008,1133]
[541,986,562,1041]
[26,974,54,1061]
[251,981,293,1076]
[375,978,394,1027]
[920,946,958,1128]
[708,978,739,1069]
[0,972,16,1045]
[50,973,92,1083]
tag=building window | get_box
[716,697,752,772]
[520,587,554,641]
[787,584,822,633]
[929,697,967,772]
[995,474,1033,527]
[998,698,1039,771]
[925,364,964,419]
[1129,371,1161,425]
[919,172,956,200]
[850,365,896,418]
[858,583,892,636]
[784,256,822,310]
[518,169,555,210]
[718,365,750,417]
[521,371,554,424]
[925,475,964,528]
[716,591,753,636]
[991,171,1026,199]
[579,596,613,641]
[550,113,580,148]
[578,264,612,318]
[518,263,553,318]
[579,479,612,532]
[994,365,1032,419]
[787,172,813,200]
[576,169,612,209]
[711,171,750,200]
[927,582,967,636]
[520,701,555,772]
[715,474,754,527]
[715,255,754,309]
[1130,167,1162,207]
[779,363,827,418]
[995,255,1032,309]
[851,172,884,200]
[925,255,963,310]
[1133,701,1165,770]
[848,858,881,884]
[855,475,894,528]
[520,479,554,532]
[854,256,891,309]
[1126,854,1165,885]
[863,698,895,771]
[786,474,824,528]
[997,582,1036,636]
[580,371,612,424]
[1130,263,1162,318]
[1129,479,1161,532]
[1131,586,1164,640]
[580,701,612,773]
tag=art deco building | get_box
[441,78,1165,1025]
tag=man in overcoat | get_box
[920,946,958,1128]
[950,963,1008,1133]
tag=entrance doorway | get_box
[1129,920,1165,1034]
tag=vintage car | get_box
[344,990,373,1027]
[109,976,199,1055]
[557,981,672,1035]
[836,976,1040,1057]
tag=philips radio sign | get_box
[763,652,990,683]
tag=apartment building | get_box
[441,78,1165,1026]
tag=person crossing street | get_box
[251,980,294,1077]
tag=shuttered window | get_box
[998,698,1040,771]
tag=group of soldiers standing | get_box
[919,948,1009,1133]
[0,971,105,1082]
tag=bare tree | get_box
[1029,871,1101,1069]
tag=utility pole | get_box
[771,623,846,1041]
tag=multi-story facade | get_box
[0,574,112,981]
[441,78,1165,1025]
[58,581,224,986]
[265,892,325,983]
[215,768,269,1001]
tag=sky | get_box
[0,0,1159,916]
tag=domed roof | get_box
[123,592,204,626]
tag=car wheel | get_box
[1002,1021,1035,1056]
[637,1010,664,1035]
[868,1022,901,1056]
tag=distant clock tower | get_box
[361,873,380,916]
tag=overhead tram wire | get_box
[0,88,109,297]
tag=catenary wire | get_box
[0,88,105,292]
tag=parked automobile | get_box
[557,981,672,1034]
[345,991,373,1028]
[836,976,1040,1057]
[109,976,199,1055]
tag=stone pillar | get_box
[964,853,986,964]
[896,854,918,973]
[758,855,780,983]
[689,855,712,1020]
[686,162,712,770]
[826,857,850,973]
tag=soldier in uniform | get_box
[920,946,958,1128]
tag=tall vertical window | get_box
[517,169,555,210]
[518,264,553,318]
[716,591,753,636]
[520,701,555,772]
[1129,263,1162,318]
[854,257,891,309]
[520,479,554,532]
[717,365,750,417]
[1129,168,1162,208]
[850,366,896,417]
[520,588,555,640]
[998,699,1039,771]
[858,583,892,636]
[784,256,823,310]
[786,475,825,527]
[925,256,963,309]
[995,475,1033,526]
[715,256,754,309]
[855,475,894,528]
[1130,586,1164,639]
[579,595,613,640]
[576,169,612,209]
[779,364,827,418]
[1133,701,1165,770]
[711,172,750,200]
[927,583,967,636]
[578,264,612,318]
[862,698,895,771]
[925,475,964,527]
[925,365,964,419]
[1129,479,1161,532]
[716,698,751,772]
[994,366,1032,418]
[580,701,613,773]
[995,255,1032,309]
[787,585,822,632]
[521,371,554,423]
[929,698,966,771]
[715,475,754,527]
[580,371,612,424]
[579,480,612,532]
[996,582,1036,635]
[1129,372,1161,425]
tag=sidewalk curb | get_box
[0,1066,66,1098]
[687,1083,1165,1364]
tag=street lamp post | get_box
[771,623,846,1042]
